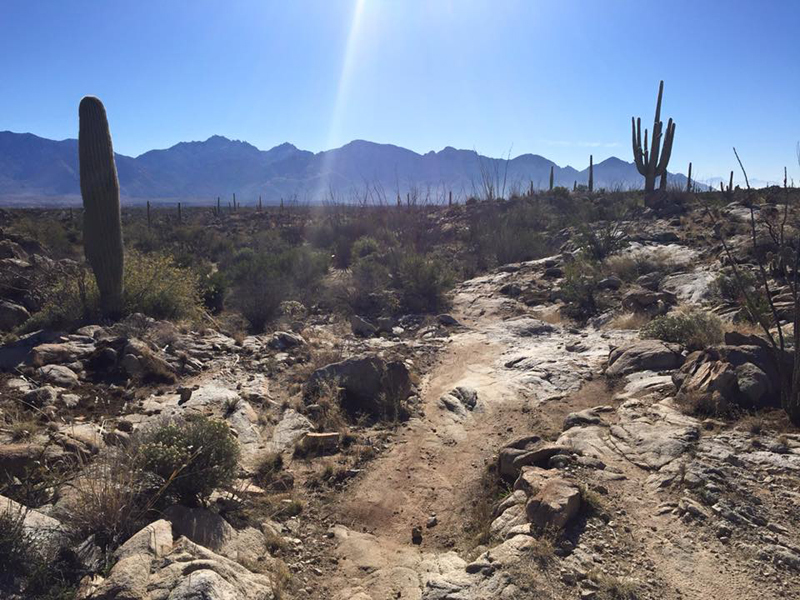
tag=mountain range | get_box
[0,131,696,206]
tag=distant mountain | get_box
[0,131,696,205]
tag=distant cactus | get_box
[79,96,124,317]
[588,155,594,192]
[549,165,554,191]
[686,162,692,192]
[632,81,676,192]
[146,200,151,228]
[177,202,182,223]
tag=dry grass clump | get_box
[585,568,640,600]
[606,311,650,331]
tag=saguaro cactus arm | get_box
[79,96,124,317]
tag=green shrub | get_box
[22,251,202,332]
[123,251,202,320]
[640,310,723,350]
[561,259,604,321]
[137,416,240,506]
[198,269,227,314]
[228,246,329,331]
[351,236,380,261]
[394,253,452,313]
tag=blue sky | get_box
[2,0,799,183]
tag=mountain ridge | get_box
[0,130,696,205]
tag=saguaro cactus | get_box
[686,162,692,192]
[549,165,554,191]
[79,96,124,318]
[632,81,676,192]
[588,155,594,192]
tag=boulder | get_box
[677,360,738,403]
[306,356,412,419]
[268,330,305,350]
[525,478,582,530]
[37,364,79,388]
[497,435,542,478]
[597,276,622,291]
[438,386,478,418]
[350,315,377,337]
[23,385,59,406]
[0,299,30,330]
[0,494,66,550]
[268,409,313,453]
[32,340,95,366]
[735,362,773,408]
[298,432,340,454]
[606,340,684,377]
[622,289,676,315]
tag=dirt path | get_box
[324,265,633,598]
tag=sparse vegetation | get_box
[640,308,723,350]
[136,415,240,506]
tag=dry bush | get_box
[68,451,157,551]
[607,312,650,331]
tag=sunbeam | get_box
[314,0,368,202]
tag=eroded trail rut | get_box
[326,262,632,599]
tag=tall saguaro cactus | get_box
[588,155,594,192]
[79,96,124,318]
[632,81,676,192]
[549,165,554,191]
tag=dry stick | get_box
[733,147,786,354]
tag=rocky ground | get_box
[2,198,800,600]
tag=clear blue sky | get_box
[2,0,799,183]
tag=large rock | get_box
[606,340,684,377]
[497,435,542,478]
[0,299,30,330]
[525,478,582,530]
[32,339,96,366]
[350,315,377,337]
[735,362,773,408]
[306,356,412,419]
[677,360,738,405]
[0,494,66,550]
[37,364,79,388]
[267,408,313,453]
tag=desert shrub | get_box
[640,309,723,350]
[137,416,240,506]
[228,246,328,331]
[198,268,227,314]
[122,251,202,320]
[351,236,380,261]
[69,451,156,551]
[575,221,628,261]
[22,251,202,331]
[12,215,80,259]
[253,452,284,489]
[561,259,603,321]
[394,253,453,313]
[468,202,551,267]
